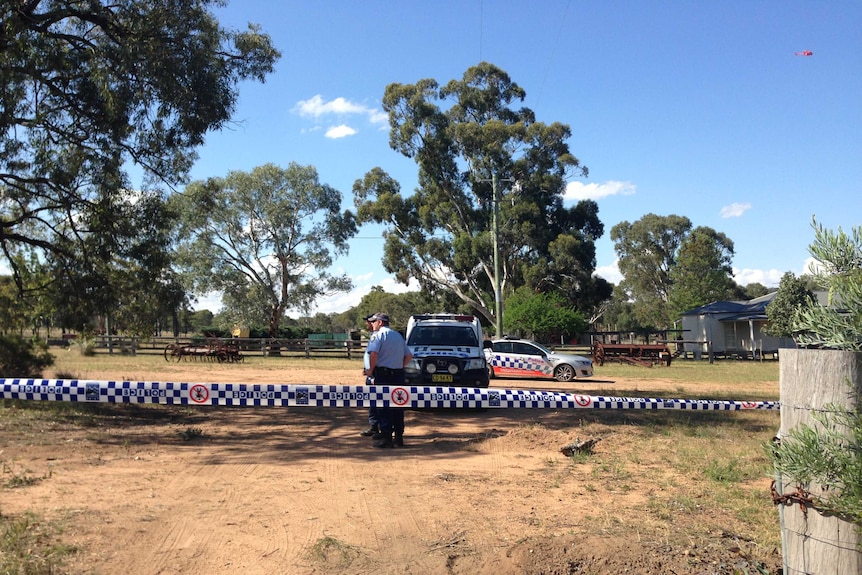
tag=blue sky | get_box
[170,1,861,315]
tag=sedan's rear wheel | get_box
[553,364,575,382]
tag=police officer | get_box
[362,312,412,448]
[360,314,379,437]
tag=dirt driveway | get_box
[1,364,783,574]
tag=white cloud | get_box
[293,95,366,117]
[594,260,623,285]
[720,202,752,218]
[732,257,822,288]
[368,110,389,125]
[732,267,785,287]
[564,180,636,202]
[292,95,387,131]
[325,124,357,139]
[593,261,798,289]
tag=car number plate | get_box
[431,374,453,383]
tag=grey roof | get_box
[681,290,840,324]
[681,292,778,322]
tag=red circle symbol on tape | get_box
[189,384,210,404]
[575,394,591,407]
[741,401,756,409]
[390,387,410,406]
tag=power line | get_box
[534,0,572,108]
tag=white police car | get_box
[485,338,593,382]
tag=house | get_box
[679,292,795,359]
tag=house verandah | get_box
[679,292,796,360]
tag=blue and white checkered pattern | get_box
[0,378,780,411]
[488,354,553,376]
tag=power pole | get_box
[485,172,513,339]
[491,172,502,339]
[477,170,513,338]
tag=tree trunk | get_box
[266,304,282,356]
[778,349,862,574]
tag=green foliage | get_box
[353,63,607,327]
[172,163,357,338]
[612,215,739,328]
[667,226,736,320]
[0,334,54,377]
[793,219,862,350]
[67,336,96,357]
[766,220,862,531]
[740,282,771,299]
[350,287,441,333]
[0,276,29,334]
[1,1,279,312]
[187,310,215,333]
[611,213,692,328]
[599,288,654,332]
[764,272,814,338]
[1,511,78,575]
[770,402,862,526]
[503,288,587,341]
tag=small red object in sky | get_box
[795,50,813,56]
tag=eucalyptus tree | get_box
[172,163,357,339]
[353,62,606,334]
[667,226,736,319]
[610,214,693,328]
[1,1,279,311]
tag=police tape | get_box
[0,378,779,411]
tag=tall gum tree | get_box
[611,214,692,329]
[0,1,279,310]
[353,62,607,329]
[171,163,357,339]
[611,214,739,328]
[667,226,736,320]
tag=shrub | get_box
[0,335,54,377]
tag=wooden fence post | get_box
[778,349,862,574]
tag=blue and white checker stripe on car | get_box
[0,379,780,411]
[489,354,553,375]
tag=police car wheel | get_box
[553,364,575,382]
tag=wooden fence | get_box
[52,335,365,360]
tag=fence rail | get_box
[52,335,365,360]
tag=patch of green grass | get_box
[308,536,359,568]
[703,458,746,484]
[0,511,79,574]
[2,459,52,488]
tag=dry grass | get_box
[3,348,784,573]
